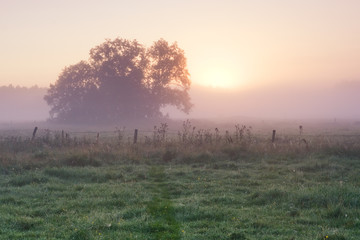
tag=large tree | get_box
[44,38,192,123]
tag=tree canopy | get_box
[44,38,192,123]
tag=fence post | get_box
[32,127,38,141]
[272,130,276,143]
[133,129,138,144]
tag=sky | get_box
[1,0,360,90]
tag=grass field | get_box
[1,121,360,239]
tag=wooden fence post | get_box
[32,127,38,141]
[96,132,100,144]
[272,130,276,143]
[133,129,138,144]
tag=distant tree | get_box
[44,38,192,123]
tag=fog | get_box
[163,81,360,120]
[1,81,360,125]
[0,85,49,122]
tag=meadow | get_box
[0,120,360,240]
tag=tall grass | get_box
[1,121,359,170]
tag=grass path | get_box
[146,166,181,240]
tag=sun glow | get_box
[194,51,246,89]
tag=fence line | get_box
[1,126,360,144]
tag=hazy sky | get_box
[1,0,360,90]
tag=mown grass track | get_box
[146,166,181,240]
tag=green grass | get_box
[1,128,360,239]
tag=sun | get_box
[201,67,237,89]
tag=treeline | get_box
[0,85,46,97]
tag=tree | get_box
[44,38,192,123]
[147,39,192,114]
